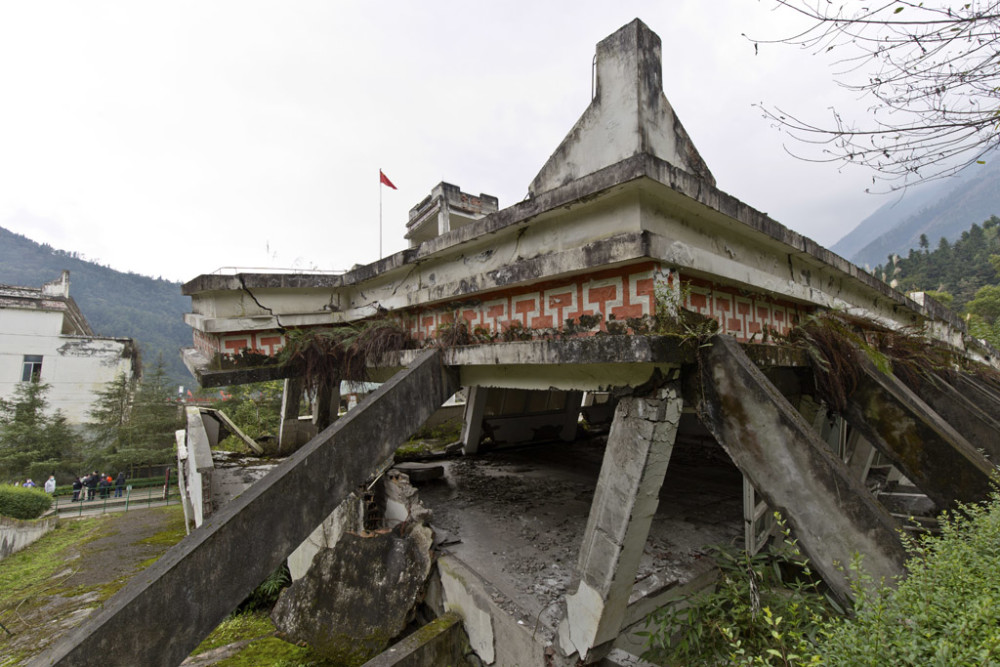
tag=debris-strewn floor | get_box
[418,434,743,636]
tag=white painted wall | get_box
[0,306,133,424]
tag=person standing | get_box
[115,472,125,498]
[71,477,82,502]
[44,475,56,494]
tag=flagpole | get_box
[379,168,383,258]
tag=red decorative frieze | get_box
[202,262,810,359]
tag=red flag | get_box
[379,170,397,190]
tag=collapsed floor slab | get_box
[418,433,743,663]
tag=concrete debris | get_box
[271,522,435,663]
[392,461,446,483]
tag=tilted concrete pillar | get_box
[844,431,877,483]
[555,381,681,663]
[278,377,305,452]
[559,390,583,441]
[951,373,1000,422]
[696,335,906,602]
[896,369,1000,463]
[461,385,488,454]
[842,357,994,509]
[312,377,341,431]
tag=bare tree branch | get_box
[752,1,1000,191]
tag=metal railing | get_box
[51,482,181,517]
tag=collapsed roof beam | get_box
[694,335,907,602]
[841,356,994,510]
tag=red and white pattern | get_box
[401,263,806,343]
[199,262,809,358]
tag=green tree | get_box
[212,381,284,445]
[0,381,77,481]
[86,372,135,466]
[87,358,181,472]
[967,284,1000,324]
[123,357,182,470]
[966,284,1000,349]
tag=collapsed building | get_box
[39,19,1000,667]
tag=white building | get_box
[0,271,137,424]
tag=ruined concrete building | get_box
[41,19,1000,667]
[0,271,136,425]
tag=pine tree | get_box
[86,372,135,469]
[0,381,76,481]
[86,358,181,473]
[126,356,181,469]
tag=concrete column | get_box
[278,377,305,452]
[461,385,489,454]
[844,431,876,483]
[313,378,341,431]
[556,382,681,663]
[437,205,451,236]
[697,335,906,603]
[559,391,584,441]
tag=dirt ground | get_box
[0,505,184,664]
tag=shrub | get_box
[641,518,835,666]
[642,495,1000,665]
[820,493,1000,665]
[0,485,53,519]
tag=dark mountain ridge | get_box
[0,226,192,387]
[833,160,1000,267]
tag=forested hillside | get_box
[833,160,1000,268]
[876,216,1000,348]
[0,226,192,386]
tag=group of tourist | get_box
[16,476,56,493]
[70,471,126,501]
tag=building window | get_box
[21,355,42,382]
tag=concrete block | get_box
[361,613,470,667]
[437,555,549,667]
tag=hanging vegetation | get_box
[781,311,981,414]
[277,318,413,393]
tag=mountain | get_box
[832,160,1000,268]
[0,226,193,388]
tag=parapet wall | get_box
[0,515,57,562]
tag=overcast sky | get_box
[0,1,889,284]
